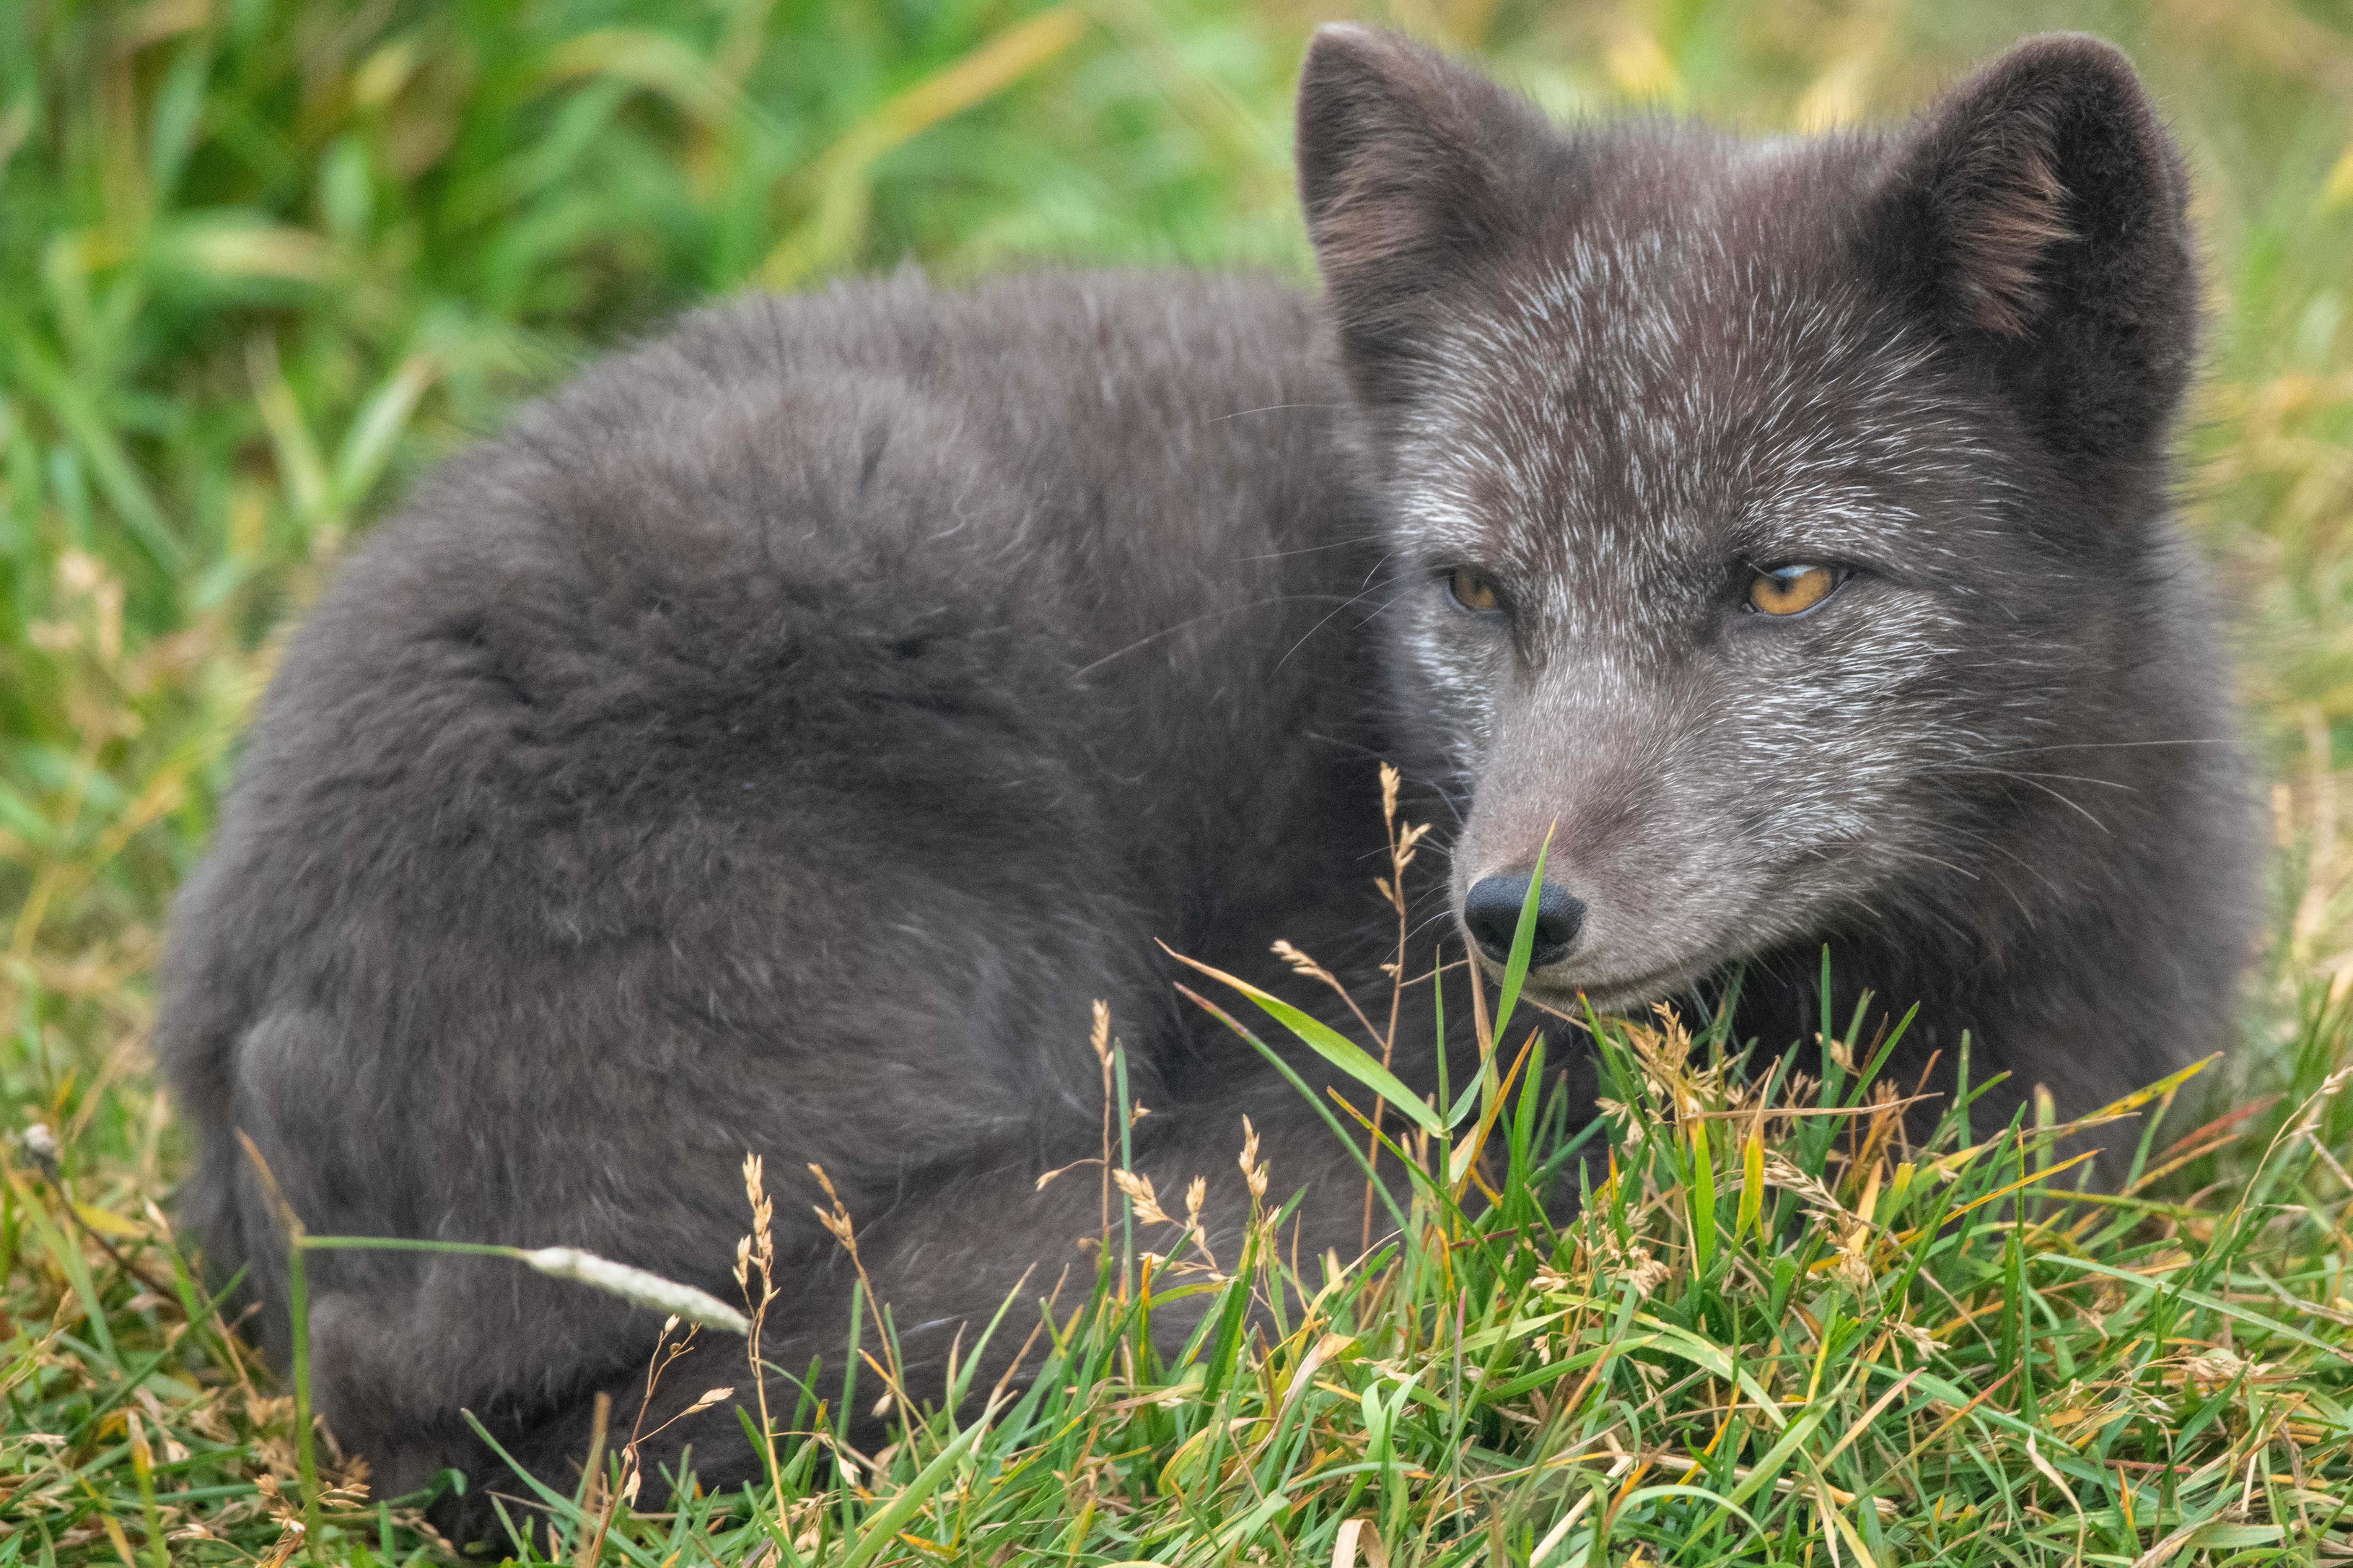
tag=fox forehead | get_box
[1384,158,2032,603]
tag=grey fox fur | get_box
[158,26,2252,1519]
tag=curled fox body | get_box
[160,27,2251,1516]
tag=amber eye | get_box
[1747,564,1840,617]
[1448,568,1503,613]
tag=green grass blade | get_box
[1489,826,1555,1050]
[1165,947,1443,1137]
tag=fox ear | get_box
[1296,25,1550,405]
[1868,34,2197,455]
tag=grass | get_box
[4,0,2353,1561]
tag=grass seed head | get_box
[1819,1030,1856,1074]
[1617,1246,1671,1298]
[1272,939,1334,986]
[1763,1152,1853,1223]
[1835,1235,1875,1293]
[1896,1322,1946,1356]
[740,1155,777,1277]
[1112,1167,1172,1226]
[1593,1098,1647,1148]
[1392,820,1430,873]
[806,1162,859,1260]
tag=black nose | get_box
[1462,875,1586,968]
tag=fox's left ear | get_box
[1867,35,2196,457]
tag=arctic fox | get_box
[158,26,2251,1516]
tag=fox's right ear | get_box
[1296,25,1550,406]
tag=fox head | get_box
[1298,28,2215,1012]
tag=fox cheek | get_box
[1400,600,1505,758]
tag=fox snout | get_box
[1461,875,1587,968]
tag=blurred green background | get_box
[2,0,2350,1192]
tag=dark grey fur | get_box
[158,28,2252,1522]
